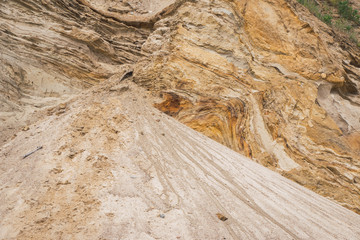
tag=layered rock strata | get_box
[0,0,152,143]
[134,0,360,213]
[1,0,360,216]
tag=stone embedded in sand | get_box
[59,103,67,110]
[216,213,228,221]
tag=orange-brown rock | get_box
[134,0,360,213]
[1,0,360,238]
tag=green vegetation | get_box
[322,14,333,24]
[334,18,352,31]
[298,0,333,25]
[338,1,360,23]
[298,0,360,46]
[327,0,360,24]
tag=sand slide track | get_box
[1,80,360,239]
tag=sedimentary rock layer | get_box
[1,0,360,218]
[0,0,151,144]
[134,0,360,213]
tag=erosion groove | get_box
[1,81,360,239]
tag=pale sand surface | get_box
[1,78,359,239]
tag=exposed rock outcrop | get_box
[0,0,151,143]
[1,0,360,237]
[134,0,360,213]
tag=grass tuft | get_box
[298,0,360,46]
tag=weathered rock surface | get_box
[1,0,360,238]
[1,80,360,239]
[0,0,151,144]
[134,0,360,213]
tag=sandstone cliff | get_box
[134,0,360,213]
[1,0,360,238]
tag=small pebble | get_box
[59,103,66,109]
[159,214,165,218]
[216,213,228,221]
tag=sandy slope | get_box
[2,0,360,214]
[0,76,359,239]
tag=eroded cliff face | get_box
[133,0,360,213]
[1,0,360,216]
[0,0,154,143]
